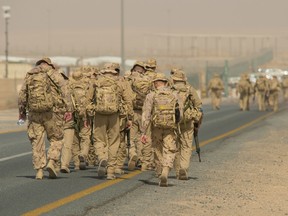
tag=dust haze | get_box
[1,0,288,57]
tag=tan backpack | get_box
[27,71,54,112]
[152,89,178,129]
[70,81,88,117]
[131,74,152,110]
[93,76,120,114]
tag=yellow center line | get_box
[21,108,284,216]
[22,170,142,216]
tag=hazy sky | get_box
[1,0,288,57]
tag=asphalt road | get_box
[0,101,285,216]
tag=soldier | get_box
[281,74,288,102]
[236,73,253,111]
[268,75,281,111]
[18,57,72,179]
[170,69,203,180]
[114,64,135,174]
[129,61,154,171]
[254,75,269,111]
[141,73,182,187]
[208,73,224,110]
[145,58,157,79]
[87,63,133,180]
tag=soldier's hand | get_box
[84,120,90,128]
[141,134,148,144]
[64,112,73,122]
[126,120,132,129]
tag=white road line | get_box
[0,151,32,162]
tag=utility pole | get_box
[2,6,11,78]
[120,0,125,72]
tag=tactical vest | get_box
[152,89,177,129]
[93,76,120,114]
[27,71,53,112]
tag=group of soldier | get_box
[18,57,203,187]
[207,72,288,112]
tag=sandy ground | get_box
[87,109,288,216]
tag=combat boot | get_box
[106,174,116,180]
[115,168,125,175]
[159,167,169,187]
[46,160,58,179]
[127,155,137,171]
[35,169,44,180]
[60,166,70,173]
[79,155,87,170]
[178,168,188,180]
[98,159,107,178]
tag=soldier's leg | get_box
[106,113,121,179]
[94,114,108,177]
[45,112,65,178]
[211,91,217,109]
[27,113,46,179]
[72,133,80,170]
[151,127,164,177]
[60,119,75,173]
[159,128,177,186]
[78,121,92,170]
[141,124,153,171]
[115,130,127,174]
[128,111,140,170]
[178,122,193,180]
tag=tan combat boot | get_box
[178,168,188,180]
[159,167,169,187]
[60,166,70,173]
[79,155,87,170]
[35,169,44,180]
[98,159,107,178]
[127,155,137,171]
[46,160,58,179]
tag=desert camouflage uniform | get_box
[87,63,133,180]
[170,69,202,180]
[142,73,182,186]
[268,76,281,111]
[208,74,224,110]
[281,75,288,101]
[236,74,253,111]
[254,75,269,111]
[18,58,72,179]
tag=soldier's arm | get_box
[119,80,134,121]
[141,92,154,134]
[189,86,202,110]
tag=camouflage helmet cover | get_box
[101,62,119,74]
[36,57,55,69]
[171,69,187,81]
[145,58,157,68]
[152,72,168,82]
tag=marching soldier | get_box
[18,57,72,179]
[170,69,203,180]
[268,75,281,111]
[254,75,269,111]
[87,63,133,180]
[141,73,182,187]
[236,73,253,111]
[208,73,224,110]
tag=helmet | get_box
[152,73,168,82]
[145,58,157,69]
[101,62,119,74]
[36,57,55,69]
[131,61,146,71]
[72,70,83,80]
[170,69,187,81]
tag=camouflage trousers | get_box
[93,113,120,175]
[239,93,250,111]
[152,127,177,174]
[283,88,288,101]
[256,91,266,111]
[174,121,194,176]
[27,111,64,170]
[210,90,222,109]
[61,119,75,169]
[116,116,129,170]
[269,91,279,111]
[130,110,153,168]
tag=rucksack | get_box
[210,79,222,90]
[131,74,152,109]
[238,80,250,94]
[70,81,88,117]
[256,79,266,91]
[27,71,53,112]
[269,80,278,91]
[152,89,178,129]
[173,85,194,123]
[93,76,119,114]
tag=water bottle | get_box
[17,119,25,126]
